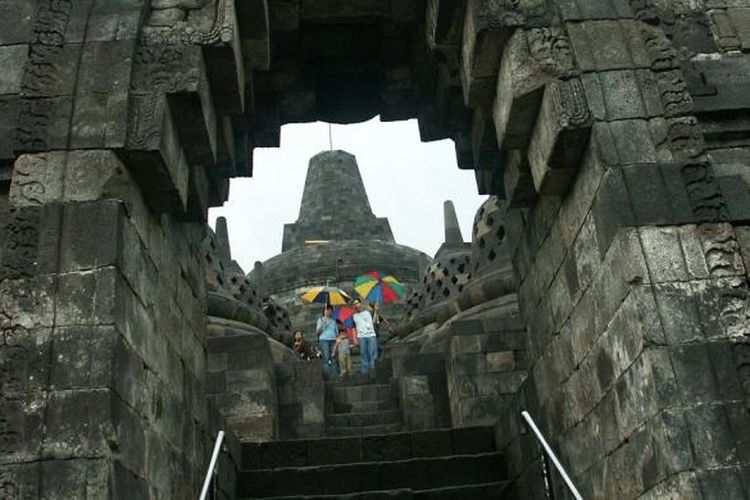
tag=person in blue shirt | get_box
[316,306,339,376]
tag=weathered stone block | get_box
[208,332,269,354]
[727,7,750,50]
[362,433,411,461]
[86,1,142,42]
[0,45,28,95]
[50,326,144,404]
[15,95,74,151]
[591,168,635,256]
[0,0,36,44]
[504,149,537,209]
[0,327,51,398]
[493,27,576,150]
[261,439,307,468]
[685,403,741,469]
[449,353,487,376]
[461,0,539,105]
[43,389,146,476]
[59,201,124,272]
[0,395,46,464]
[426,0,465,50]
[450,334,483,355]
[225,369,273,392]
[20,43,81,97]
[486,350,515,372]
[636,471,701,500]
[528,77,592,195]
[0,96,20,159]
[9,150,137,208]
[0,276,56,330]
[567,20,649,72]
[640,226,691,282]
[597,69,660,120]
[0,462,40,498]
[39,459,112,499]
[558,0,634,21]
[309,436,363,465]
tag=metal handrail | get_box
[199,430,226,500]
[521,411,583,500]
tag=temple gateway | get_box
[0,1,749,499]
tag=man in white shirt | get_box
[352,299,378,374]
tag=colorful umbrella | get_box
[353,271,406,306]
[299,286,351,306]
[333,305,356,328]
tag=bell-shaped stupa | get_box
[249,150,432,339]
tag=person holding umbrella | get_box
[316,306,339,377]
[352,299,378,375]
[353,271,406,338]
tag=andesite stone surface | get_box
[0,1,749,499]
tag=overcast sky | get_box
[208,118,488,272]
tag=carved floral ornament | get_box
[145,0,235,45]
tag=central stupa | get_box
[248,150,432,339]
[282,150,394,250]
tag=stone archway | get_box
[1,1,749,498]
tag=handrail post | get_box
[539,444,555,500]
[521,411,583,500]
[199,430,226,500]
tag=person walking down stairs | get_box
[316,307,339,377]
[352,299,378,375]
[334,329,352,377]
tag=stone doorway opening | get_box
[205,116,489,349]
[208,117,485,271]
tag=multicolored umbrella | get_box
[333,305,356,328]
[299,286,351,306]
[353,271,406,306]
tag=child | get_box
[334,330,352,377]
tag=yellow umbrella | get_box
[299,285,351,306]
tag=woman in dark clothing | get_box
[292,330,316,361]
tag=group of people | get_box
[292,299,381,376]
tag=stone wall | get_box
[455,2,750,498]
[389,345,453,430]
[207,323,279,442]
[276,357,326,439]
[0,151,215,498]
[447,317,527,428]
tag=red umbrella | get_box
[333,305,356,328]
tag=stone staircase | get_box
[324,369,403,437]
[237,426,510,499]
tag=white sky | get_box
[208,118,488,272]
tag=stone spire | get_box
[434,199,471,260]
[282,150,394,251]
[443,200,464,244]
[214,216,244,275]
[215,216,232,262]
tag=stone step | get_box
[331,397,398,414]
[413,481,509,499]
[326,408,402,428]
[331,384,398,403]
[240,481,510,499]
[326,372,379,387]
[325,422,403,437]
[332,384,396,404]
[237,452,506,498]
[241,427,496,470]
